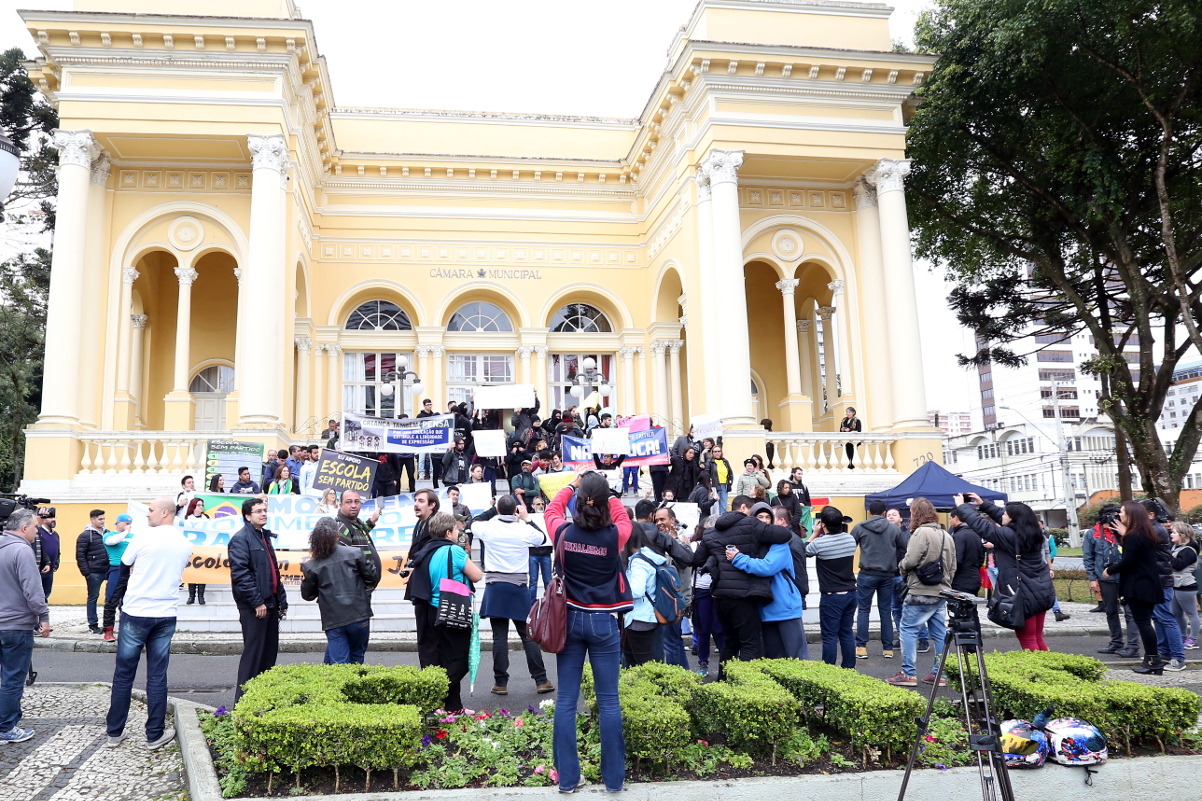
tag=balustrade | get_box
[76,433,207,478]
[751,432,900,474]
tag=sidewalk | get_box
[0,683,185,801]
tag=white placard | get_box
[474,383,536,409]
[472,428,508,458]
[456,482,494,511]
[670,501,701,534]
[692,413,723,441]
[590,427,630,455]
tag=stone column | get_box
[39,130,99,426]
[114,266,139,400]
[414,345,431,406]
[776,279,812,430]
[164,265,198,429]
[636,347,649,415]
[326,345,342,424]
[651,340,669,427]
[80,153,109,427]
[796,320,815,398]
[702,149,755,427]
[853,177,892,428]
[619,346,637,414]
[294,337,311,434]
[429,346,445,409]
[870,158,929,428]
[828,279,856,401]
[694,167,721,414]
[130,314,148,425]
[517,345,534,386]
[668,340,685,435]
[312,344,326,423]
[533,346,549,408]
[239,133,290,427]
[818,306,839,412]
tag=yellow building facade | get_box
[18,0,943,600]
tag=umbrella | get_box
[468,611,481,694]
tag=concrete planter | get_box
[172,698,1201,801]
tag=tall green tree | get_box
[1,48,57,489]
[906,0,1202,511]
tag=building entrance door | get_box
[189,365,235,431]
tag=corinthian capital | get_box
[702,149,744,187]
[853,177,877,209]
[247,133,291,178]
[695,165,712,202]
[174,265,198,286]
[52,130,99,169]
[90,152,111,186]
[866,158,911,195]
[776,278,800,296]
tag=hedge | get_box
[943,651,1200,751]
[692,662,800,754]
[745,658,925,756]
[232,663,447,780]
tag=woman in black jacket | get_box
[300,518,381,664]
[1107,501,1170,674]
[770,479,802,535]
[953,493,1054,651]
[688,472,717,517]
[667,445,701,500]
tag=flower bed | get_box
[202,657,1202,797]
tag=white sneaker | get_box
[147,728,175,750]
[106,732,127,748]
[0,727,34,744]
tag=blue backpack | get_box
[631,553,686,624]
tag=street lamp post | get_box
[379,355,423,419]
[569,356,614,406]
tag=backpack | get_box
[916,530,950,586]
[631,553,686,624]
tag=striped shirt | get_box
[806,532,858,593]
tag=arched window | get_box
[550,303,612,333]
[447,301,513,332]
[345,300,412,331]
[189,365,235,394]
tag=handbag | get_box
[987,549,1026,630]
[528,526,569,653]
[435,546,474,629]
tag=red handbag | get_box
[528,526,568,653]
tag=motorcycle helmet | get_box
[999,719,1049,768]
[1044,717,1107,766]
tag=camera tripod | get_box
[898,591,1016,801]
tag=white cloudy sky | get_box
[1,0,975,413]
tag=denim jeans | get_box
[818,591,857,668]
[0,630,34,732]
[554,610,624,793]
[105,564,121,603]
[622,466,640,494]
[900,599,947,678]
[691,589,725,665]
[324,620,371,664]
[1154,586,1186,661]
[661,619,690,669]
[107,613,176,740]
[892,576,928,649]
[716,486,729,513]
[763,618,809,660]
[855,574,895,648]
[528,554,553,605]
[85,571,106,628]
[40,571,54,602]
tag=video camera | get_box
[1096,503,1121,528]
[1143,497,1173,524]
[0,493,50,525]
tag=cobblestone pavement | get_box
[0,684,185,801]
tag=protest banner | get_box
[562,427,669,467]
[616,414,651,432]
[473,383,536,410]
[669,502,701,533]
[180,544,412,588]
[537,470,576,499]
[192,492,243,519]
[204,440,264,489]
[453,482,493,513]
[472,428,507,458]
[691,413,723,442]
[312,449,377,496]
[590,426,630,455]
[341,411,454,454]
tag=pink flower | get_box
[924,735,937,742]
[533,766,545,775]
[697,739,709,746]
[550,769,559,783]
[514,717,524,728]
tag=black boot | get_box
[1054,610,1071,621]
[186,584,196,605]
[1089,603,1105,613]
[197,585,206,605]
[1132,654,1164,676]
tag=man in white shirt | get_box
[471,494,554,696]
[105,497,193,751]
[299,444,321,496]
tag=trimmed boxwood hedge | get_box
[943,650,1200,751]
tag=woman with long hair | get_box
[667,445,700,500]
[888,498,952,686]
[771,479,802,535]
[839,407,862,468]
[317,488,339,515]
[208,473,225,492]
[953,492,1055,651]
[300,517,382,664]
[1169,520,1199,650]
[545,471,633,794]
[1107,502,1172,674]
[268,464,297,494]
[183,498,210,605]
[623,524,668,666]
[705,444,734,512]
[687,472,717,517]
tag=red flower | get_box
[435,729,448,740]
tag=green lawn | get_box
[1056,546,1083,557]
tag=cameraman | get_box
[1084,505,1139,658]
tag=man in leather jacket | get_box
[228,497,287,700]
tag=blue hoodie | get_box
[732,543,801,622]
[625,547,667,626]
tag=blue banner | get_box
[342,411,454,454]
[561,427,669,467]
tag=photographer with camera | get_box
[953,493,1055,651]
[1084,504,1140,658]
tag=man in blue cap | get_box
[101,514,135,641]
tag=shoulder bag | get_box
[528,525,569,653]
[435,546,474,629]
[987,546,1026,630]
